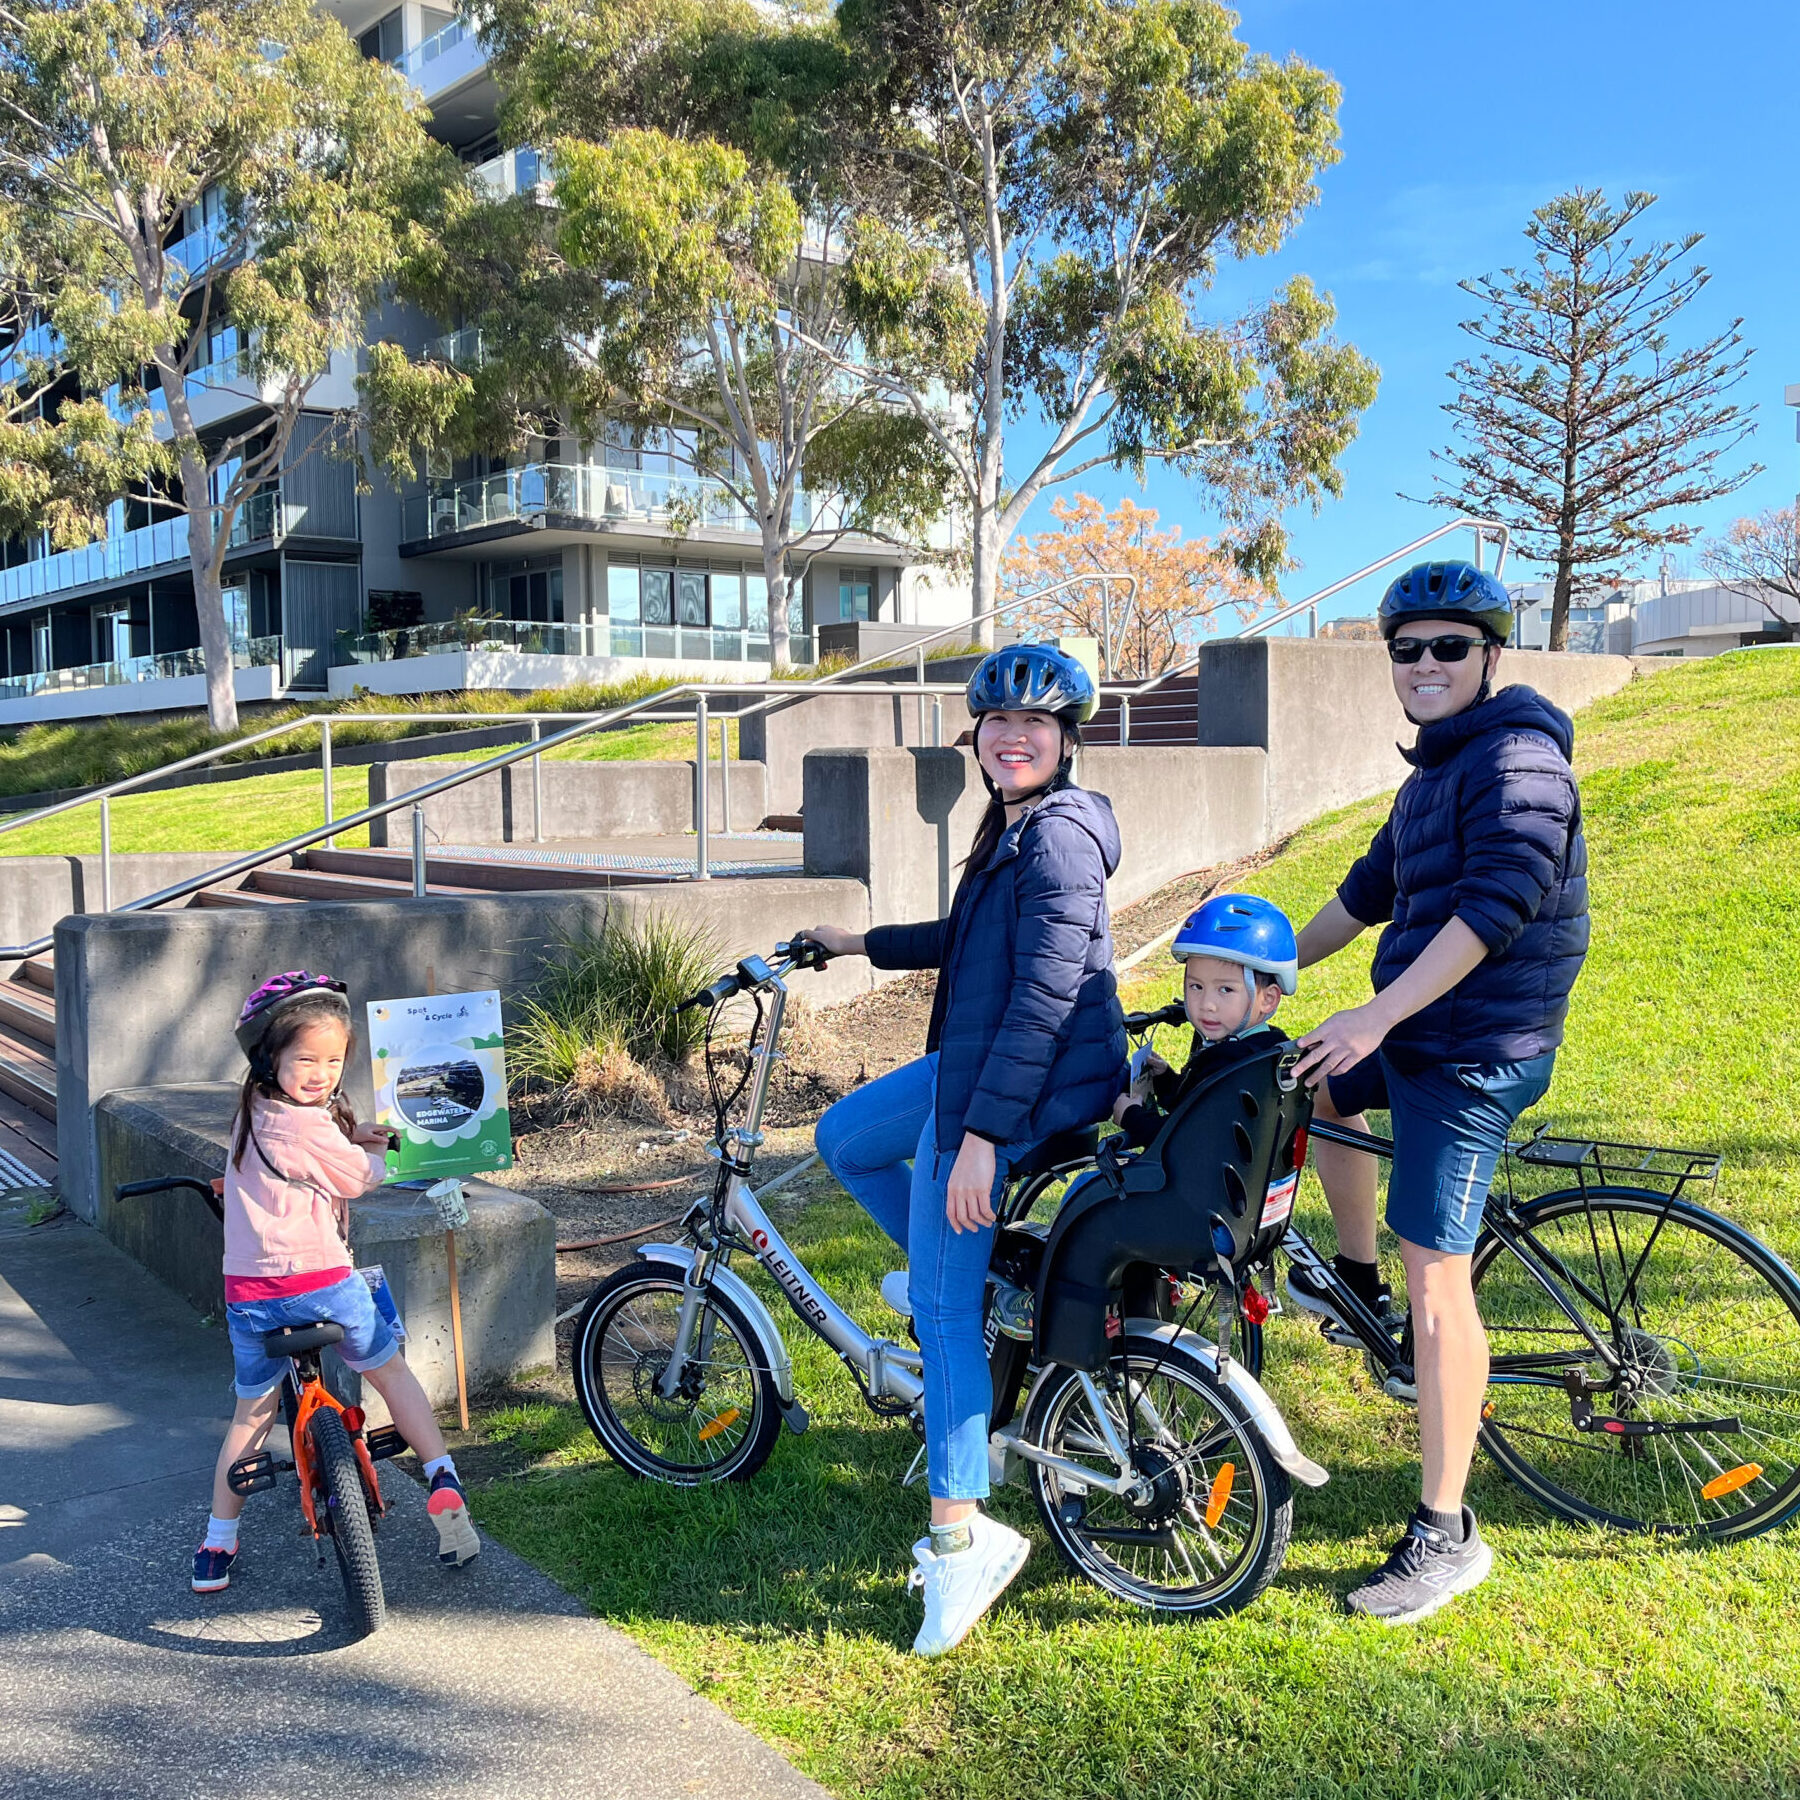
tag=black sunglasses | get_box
[1387,634,1490,665]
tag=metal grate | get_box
[0,1143,50,1191]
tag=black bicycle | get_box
[1120,1001,1800,1542]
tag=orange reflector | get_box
[1204,1462,1237,1529]
[1701,1463,1763,1501]
[1481,1402,1496,1421]
[696,1408,741,1444]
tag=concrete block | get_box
[743,689,977,816]
[57,877,873,1220]
[93,1083,554,1408]
[802,745,1268,937]
[0,852,246,952]
[1192,637,1638,838]
[366,757,766,843]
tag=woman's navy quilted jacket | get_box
[1337,685,1589,1068]
[865,786,1128,1152]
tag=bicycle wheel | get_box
[1473,1187,1800,1538]
[572,1259,782,1485]
[310,1408,387,1635]
[1023,1333,1292,1615]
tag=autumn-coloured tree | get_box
[1700,507,1800,635]
[1000,495,1266,677]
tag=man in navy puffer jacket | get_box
[1290,560,1588,1625]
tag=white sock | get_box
[422,1455,457,1482]
[203,1512,239,1552]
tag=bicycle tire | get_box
[1473,1186,1800,1539]
[1023,1333,1292,1616]
[572,1260,783,1486]
[310,1407,387,1635]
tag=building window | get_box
[32,618,50,672]
[607,563,640,623]
[838,567,875,622]
[93,606,131,664]
[358,8,404,63]
[712,570,743,629]
[677,569,708,627]
[222,585,251,651]
[641,567,674,627]
[488,559,564,622]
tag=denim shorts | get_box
[1328,1051,1556,1256]
[226,1271,398,1399]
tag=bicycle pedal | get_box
[227,1451,281,1496]
[364,1425,409,1462]
[1320,1321,1361,1347]
[1383,1369,1419,1404]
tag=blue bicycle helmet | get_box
[1172,895,1299,995]
[965,643,1099,725]
[1378,560,1516,645]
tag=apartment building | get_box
[0,4,969,726]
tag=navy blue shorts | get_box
[1327,1051,1556,1256]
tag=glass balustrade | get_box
[394,16,484,88]
[0,634,284,704]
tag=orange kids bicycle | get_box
[119,1176,410,1638]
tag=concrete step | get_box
[300,848,678,893]
[0,979,56,1049]
[190,886,306,908]
[0,1027,56,1121]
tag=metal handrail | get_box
[1114,519,1511,735]
[0,677,1018,959]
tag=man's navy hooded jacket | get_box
[1338,685,1589,1068]
[866,786,1128,1153]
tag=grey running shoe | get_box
[1285,1261,1403,1342]
[1345,1508,1492,1624]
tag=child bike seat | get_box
[261,1321,346,1358]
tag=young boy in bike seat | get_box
[192,972,481,1593]
[1290,560,1588,1625]
[1111,894,1297,1150]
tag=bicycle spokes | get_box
[1474,1192,1800,1536]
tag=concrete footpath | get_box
[0,1193,825,1800]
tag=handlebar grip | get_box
[781,933,834,970]
[677,972,744,1012]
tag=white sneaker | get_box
[907,1512,1031,1656]
[880,1271,912,1320]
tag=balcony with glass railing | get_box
[394,16,487,97]
[401,461,808,545]
[0,633,285,704]
[338,612,782,667]
[2,485,289,609]
[471,145,547,201]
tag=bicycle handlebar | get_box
[674,936,835,1013]
[115,1175,226,1223]
[1122,1000,1186,1033]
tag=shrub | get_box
[510,912,726,1093]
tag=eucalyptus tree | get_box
[0,0,454,730]
[368,0,950,667]
[831,0,1379,637]
[1430,189,1758,651]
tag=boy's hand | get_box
[1141,1053,1170,1080]
[1111,1091,1136,1126]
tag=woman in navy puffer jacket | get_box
[806,645,1126,1658]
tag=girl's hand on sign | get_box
[354,1122,398,1151]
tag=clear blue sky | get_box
[1014,0,1800,624]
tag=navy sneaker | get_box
[1345,1508,1492,1624]
[191,1545,237,1593]
[427,1469,480,1567]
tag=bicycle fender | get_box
[1124,1318,1330,1489]
[635,1243,803,1424]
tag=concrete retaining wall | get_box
[55,876,872,1221]
[1193,638,1640,837]
[743,689,977,815]
[365,757,767,844]
[96,1084,554,1407]
[0,852,242,950]
[802,745,1267,929]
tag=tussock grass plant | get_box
[510,912,726,1103]
[470,651,1800,1800]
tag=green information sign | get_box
[368,991,513,1183]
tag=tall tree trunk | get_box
[765,550,792,669]
[1550,518,1577,654]
[177,447,239,733]
[970,512,1003,648]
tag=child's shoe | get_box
[191,1545,237,1593]
[427,1469,481,1567]
[907,1512,1030,1656]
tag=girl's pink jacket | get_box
[222,1097,388,1281]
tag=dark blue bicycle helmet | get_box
[965,643,1099,724]
[1378,560,1516,644]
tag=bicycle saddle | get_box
[261,1321,346,1358]
[1010,1127,1101,1183]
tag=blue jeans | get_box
[226,1271,398,1399]
[816,1055,1024,1501]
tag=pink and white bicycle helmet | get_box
[235,970,350,1057]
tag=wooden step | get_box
[191,886,306,908]
[0,1028,56,1120]
[0,979,56,1048]
[243,867,495,904]
[300,848,680,893]
[15,957,54,995]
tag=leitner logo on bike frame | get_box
[747,1222,831,1331]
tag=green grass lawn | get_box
[0,717,716,857]
[464,649,1800,1800]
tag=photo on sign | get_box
[368,990,512,1182]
